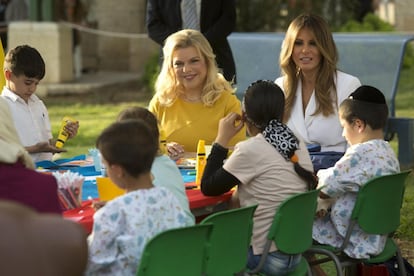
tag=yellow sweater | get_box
[149,91,246,152]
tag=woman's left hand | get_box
[167,142,185,160]
[215,112,244,147]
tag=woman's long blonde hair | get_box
[279,13,338,121]
[154,29,233,107]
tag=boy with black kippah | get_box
[312,85,400,263]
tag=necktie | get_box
[182,0,199,30]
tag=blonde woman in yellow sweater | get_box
[148,29,245,159]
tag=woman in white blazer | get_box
[275,13,361,153]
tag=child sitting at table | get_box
[312,85,400,262]
[117,106,194,225]
[0,45,79,163]
[201,80,316,275]
[86,120,189,275]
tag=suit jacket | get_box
[146,0,236,82]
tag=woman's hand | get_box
[167,142,185,160]
[215,112,244,147]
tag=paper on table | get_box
[176,158,196,169]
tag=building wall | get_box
[88,0,158,73]
[8,22,73,83]
[395,0,414,31]
[12,1,411,83]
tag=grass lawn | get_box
[45,89,153,159]
[44,64,414,267]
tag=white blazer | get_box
[275,71,361,152]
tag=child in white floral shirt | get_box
[86,120,189,275]
[312,85,400,261]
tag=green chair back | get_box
[270,189,319,254]
[248,189,319,275]
[351,170,411,235]
[136,224,213,276]
[200,204,257,276]
[307,170,412,276]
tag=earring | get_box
[295,66,301,77]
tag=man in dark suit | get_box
[146,0,237,83]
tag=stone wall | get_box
[8,22,73,83]
[87,0,158,74]
[394,0,414,31]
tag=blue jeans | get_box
[247,247,301,276]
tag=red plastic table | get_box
[63,186,233,234]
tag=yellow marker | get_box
[159,127,167,155]
[55,116,76,148]
[195,139,206,186]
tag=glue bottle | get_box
[55,116,76,148]
[195,139,206,186]
[159,128,167,155]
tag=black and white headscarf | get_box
[262,119,299,161]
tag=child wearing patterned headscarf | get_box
[201,80,316,276]
[312,85,400,261]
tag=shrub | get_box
[142,53,160,94]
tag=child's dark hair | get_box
[243,80,285,128]
[96,120,158,178]
[117,106,159,141]
[340,85,388,130]
[4,45,46,80]
[244,80,317,190]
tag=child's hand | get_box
[65,121,79,139]
[31,141,67,154]
[92,200,107,211]
[215,112,244,147]
[315,209,329,218]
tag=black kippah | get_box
[348,85,386,104]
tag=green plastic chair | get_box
[136,224,213,276]
[307,170,412,276]
[200,204,258,276]
[247,189,319,276]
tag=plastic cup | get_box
[96,177,125,201]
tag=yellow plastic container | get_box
[195,139,206,186]
[55,116,76,148]
[159,127,167,155]
[96,177,125,201]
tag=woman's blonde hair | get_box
[154,29,233,106]
[279,13,338,121]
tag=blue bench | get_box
[228,32,414,169]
